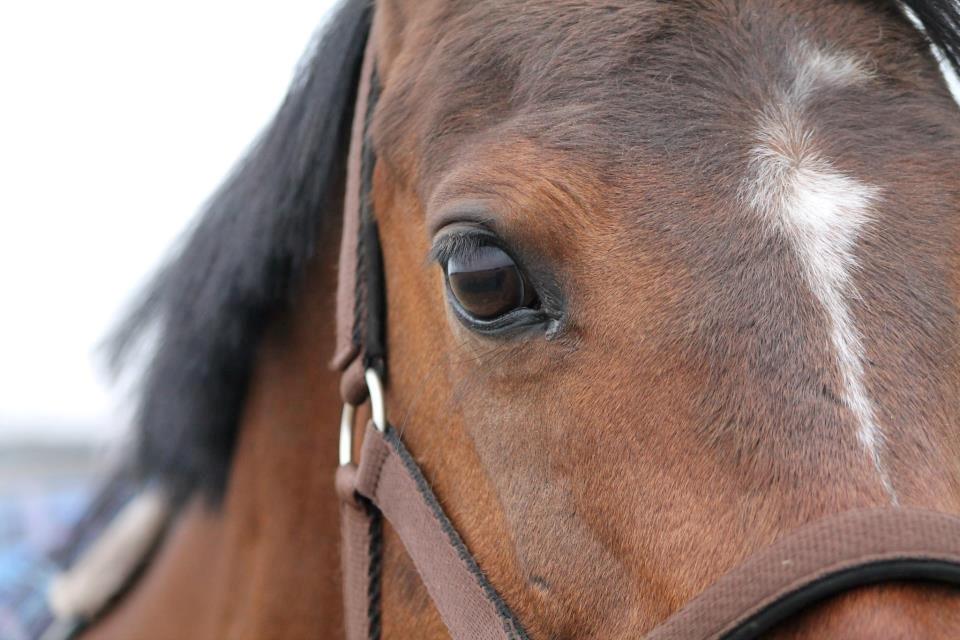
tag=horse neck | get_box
[84,247,346,639]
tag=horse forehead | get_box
[385,0,916,189]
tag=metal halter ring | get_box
[338,368,387,466]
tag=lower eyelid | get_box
[448,295,548,336]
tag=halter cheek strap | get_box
[337,423,529,640]
[332,28,383,407]
[333,26,960,640]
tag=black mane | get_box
[108,0,370,502]
[902,0,960,72]
[108,0,959,504]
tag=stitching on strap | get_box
[363,499,383,640]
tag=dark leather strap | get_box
[339,423,528,640]
[646,507,960,639]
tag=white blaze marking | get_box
[792,45,874,99]
[745,46,896,501]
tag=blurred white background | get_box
[0,1,339,446]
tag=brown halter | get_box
[332,33,960,640]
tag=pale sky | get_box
[0,0,338,442]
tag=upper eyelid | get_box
[425,199,499,237]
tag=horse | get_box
[35,0,960,637]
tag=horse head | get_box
[72,1,960,638]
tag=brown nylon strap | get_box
[332,33,376,405]
[336,464,379,640]
[339,422,527,640]
[646,507,960,639]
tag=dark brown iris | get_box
[447,245,526,320]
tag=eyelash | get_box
[428,229,500,267]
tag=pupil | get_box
[447,245,524,320]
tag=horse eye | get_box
[446,245,530,320]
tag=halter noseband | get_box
[333,30,960,640]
